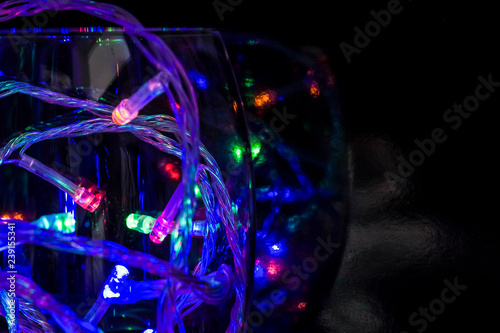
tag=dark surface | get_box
[1,1,499,332]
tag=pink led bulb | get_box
[149,219,172,244]
[73,187,101,213]
[17,154,102,213]
[150,182,184,244]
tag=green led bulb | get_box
[126,214,156,234]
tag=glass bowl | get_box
[0,27,254,333]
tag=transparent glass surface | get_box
[224,34,345,332]
[0,28,254,332]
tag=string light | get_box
[0,1,249,332]
[0,96,245,331]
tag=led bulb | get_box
[84,265,130,325]
[126,213,156,234]
[17,155,102,212]
[114,265,130,280]
[32,213,76,234]
[111,98,133,125]
[127,212,205,238]
[73,187,101,213]
[112,72,166,125]
[103,265,129,300]
[150,182,184,244]
[76,177,106,202]
[149,215,173,244]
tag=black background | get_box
[1,0,499,332]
